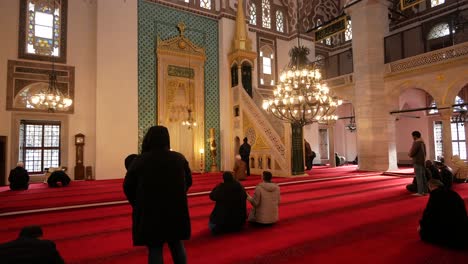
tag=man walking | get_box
[409,131,427,196]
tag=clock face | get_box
[76,137,84,144]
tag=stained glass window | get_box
[276,10,284,32]
[345,20,352,41]
[19,121,61,173]
[262,0,271,29]
[19,0,67,62]
[427,23,450,40]
[26,0,61,56]
[249,3,257,25]
[431,0,445,7]
[200,0,211,10]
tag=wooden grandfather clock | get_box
[74,133,85,180]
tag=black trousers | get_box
[241,156,250,176]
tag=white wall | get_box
[0,0,18,183]
[0,0,98,183]
[96,0,138,179]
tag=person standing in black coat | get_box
[209,171,247,234]
[8,162,29,190]
[239,137,251,176]
[123,126,192,264]
[0,225,64,264]
[419,179,468,248]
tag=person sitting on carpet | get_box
[47,167,71,187]
[209,171,247,234]
[233,155,247,181]
[247,171,280,225]
[124,125,192,264]
[435,161,454,189]
[0,225,64,264]
[8,162,29,191]
[418,179,468,249]
[425,160,440,180]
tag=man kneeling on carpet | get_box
[418,179,468,249]
[8,162,30,190]
[247,171,280,225]
[209,171,247,234]
[47,167,71,187]
[0,225,64,263]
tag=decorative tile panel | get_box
[138,0,219,169]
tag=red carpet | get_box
[0,165,378,213]
[1,172,467,263]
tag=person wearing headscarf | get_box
[209,171,247,234]
[123,126,192,264]
[419,179,468,248]
[8,162,29,190]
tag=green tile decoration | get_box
[138,0,219,170]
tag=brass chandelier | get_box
[29,71,73,111]
[262,63,342,126]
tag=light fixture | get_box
[262,7,342,126]
[28,0,72,112]
[182,107,197,129]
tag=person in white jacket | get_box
[247,171,280,225]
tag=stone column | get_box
[439,108,453,165]
[347,0,395,171]
[328,122,336,167]
[291,123,305,175]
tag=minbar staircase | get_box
[233,86,291,176]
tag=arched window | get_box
[276,10,284,33]
[315,55,326,68]
[345,20,352,41]
[19,0,68,62]
[262,0,271,29]
[427,23,450,40]
[430,0,445,7]
[200,0,211,10]
[259,45,275,86]
[249,3,257,25]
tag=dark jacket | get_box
[0,237,64,264]
[209,180,247,233]
[8,166,29,190]
[123,126,192,246]
[409,139,426,166]
[419,187,468,248]
[239,142,251,160]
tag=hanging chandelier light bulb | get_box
[182,107,197,129]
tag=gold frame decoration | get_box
[314,15,347,42]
